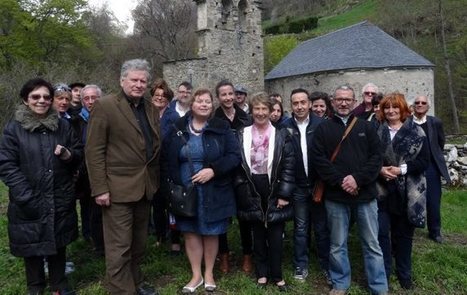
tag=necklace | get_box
[190,119,205,133]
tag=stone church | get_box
[163,0,264,94]
[265,21,435,114]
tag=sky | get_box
[87,0,138,34]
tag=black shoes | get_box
[136,283,159,295]
[429,235,443,244]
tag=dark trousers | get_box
[90,200,104,254]
[151,191,168,241]
[253,221,285,282]
[218,220,253,255]
[218,232,229,254]
[102,198,150,294]
[426,163,442,238]
[24,247,68,292]
[239,219,253,255]
[310,200,330,271]
[378,204,415,283]
[79,197,91,239]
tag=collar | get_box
[335,114,351,125]
[413,114,427,124]
[294,115,310,126]
[79,107,90,122]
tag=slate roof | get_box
[265,21,434,80]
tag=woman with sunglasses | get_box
[353,82,379,119]
[0,78,83,295]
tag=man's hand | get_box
[342,175,359,196]
[191,168,214,184]
[95,192,111,207]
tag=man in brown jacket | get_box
[86,59,160,295]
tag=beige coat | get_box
[86,92,160,202]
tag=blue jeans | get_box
[325,199,388,294]
[293,188,310,270]
[310,200,330,272]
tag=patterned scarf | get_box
[377,117,427,228]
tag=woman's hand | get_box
[192,168,214,184]
[277,198,289,209]
[54,144,71,161]
[380,166,397,181]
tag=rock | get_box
[447,147,458,162]
[444,144,455,151]
[464,142,467,150]
[448,168,459,185]
[458,157,467,166]
[464,178,467,187]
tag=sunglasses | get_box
[364,91,376,96]
[29,94,52,101]
[414,101,427,105]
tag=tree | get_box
[130,0,197,75]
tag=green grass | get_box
[0,183,466,294]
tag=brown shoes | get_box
[242,255,253,273]
[219,253,230,273]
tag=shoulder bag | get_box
[167,129,198,217]
[313,117,358,203]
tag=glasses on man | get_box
[414,101,427,105]
[29,94,52,101]
[334,97,354,104]
[364,91,376,96]
[83,96,99,101]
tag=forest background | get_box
[0,0,465,134]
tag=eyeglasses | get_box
[178,90,191,95]
[334,97,354,104]
[29,94,52,101]
[364,91,376,96]
[83,95,98,101]
[414,101,427,105]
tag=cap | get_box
[69,82,86,89]
[234,85,248,94]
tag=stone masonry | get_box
[163,0,264,95]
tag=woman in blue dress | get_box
[161,88,241,293]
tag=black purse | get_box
[167,129,198,217]
[168,181,197,217]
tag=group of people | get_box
[0,58,450,295]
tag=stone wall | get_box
[164,0,264,94]
[444,140,467,187]
[265,67,435,116]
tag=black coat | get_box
[0,105,83,257]
[310,115,382,204]
[234,126,295,223]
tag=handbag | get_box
[167,128,198,217]
[168,181,197,217]
[313,117,358,203]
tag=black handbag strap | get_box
[174,126,196,177]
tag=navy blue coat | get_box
[425,116,450,182]
[160,100,183,138]
[161,115,241,222]
[281,113,323,191]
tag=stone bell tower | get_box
[163,0,264,94]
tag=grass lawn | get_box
[0,183,466,294]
